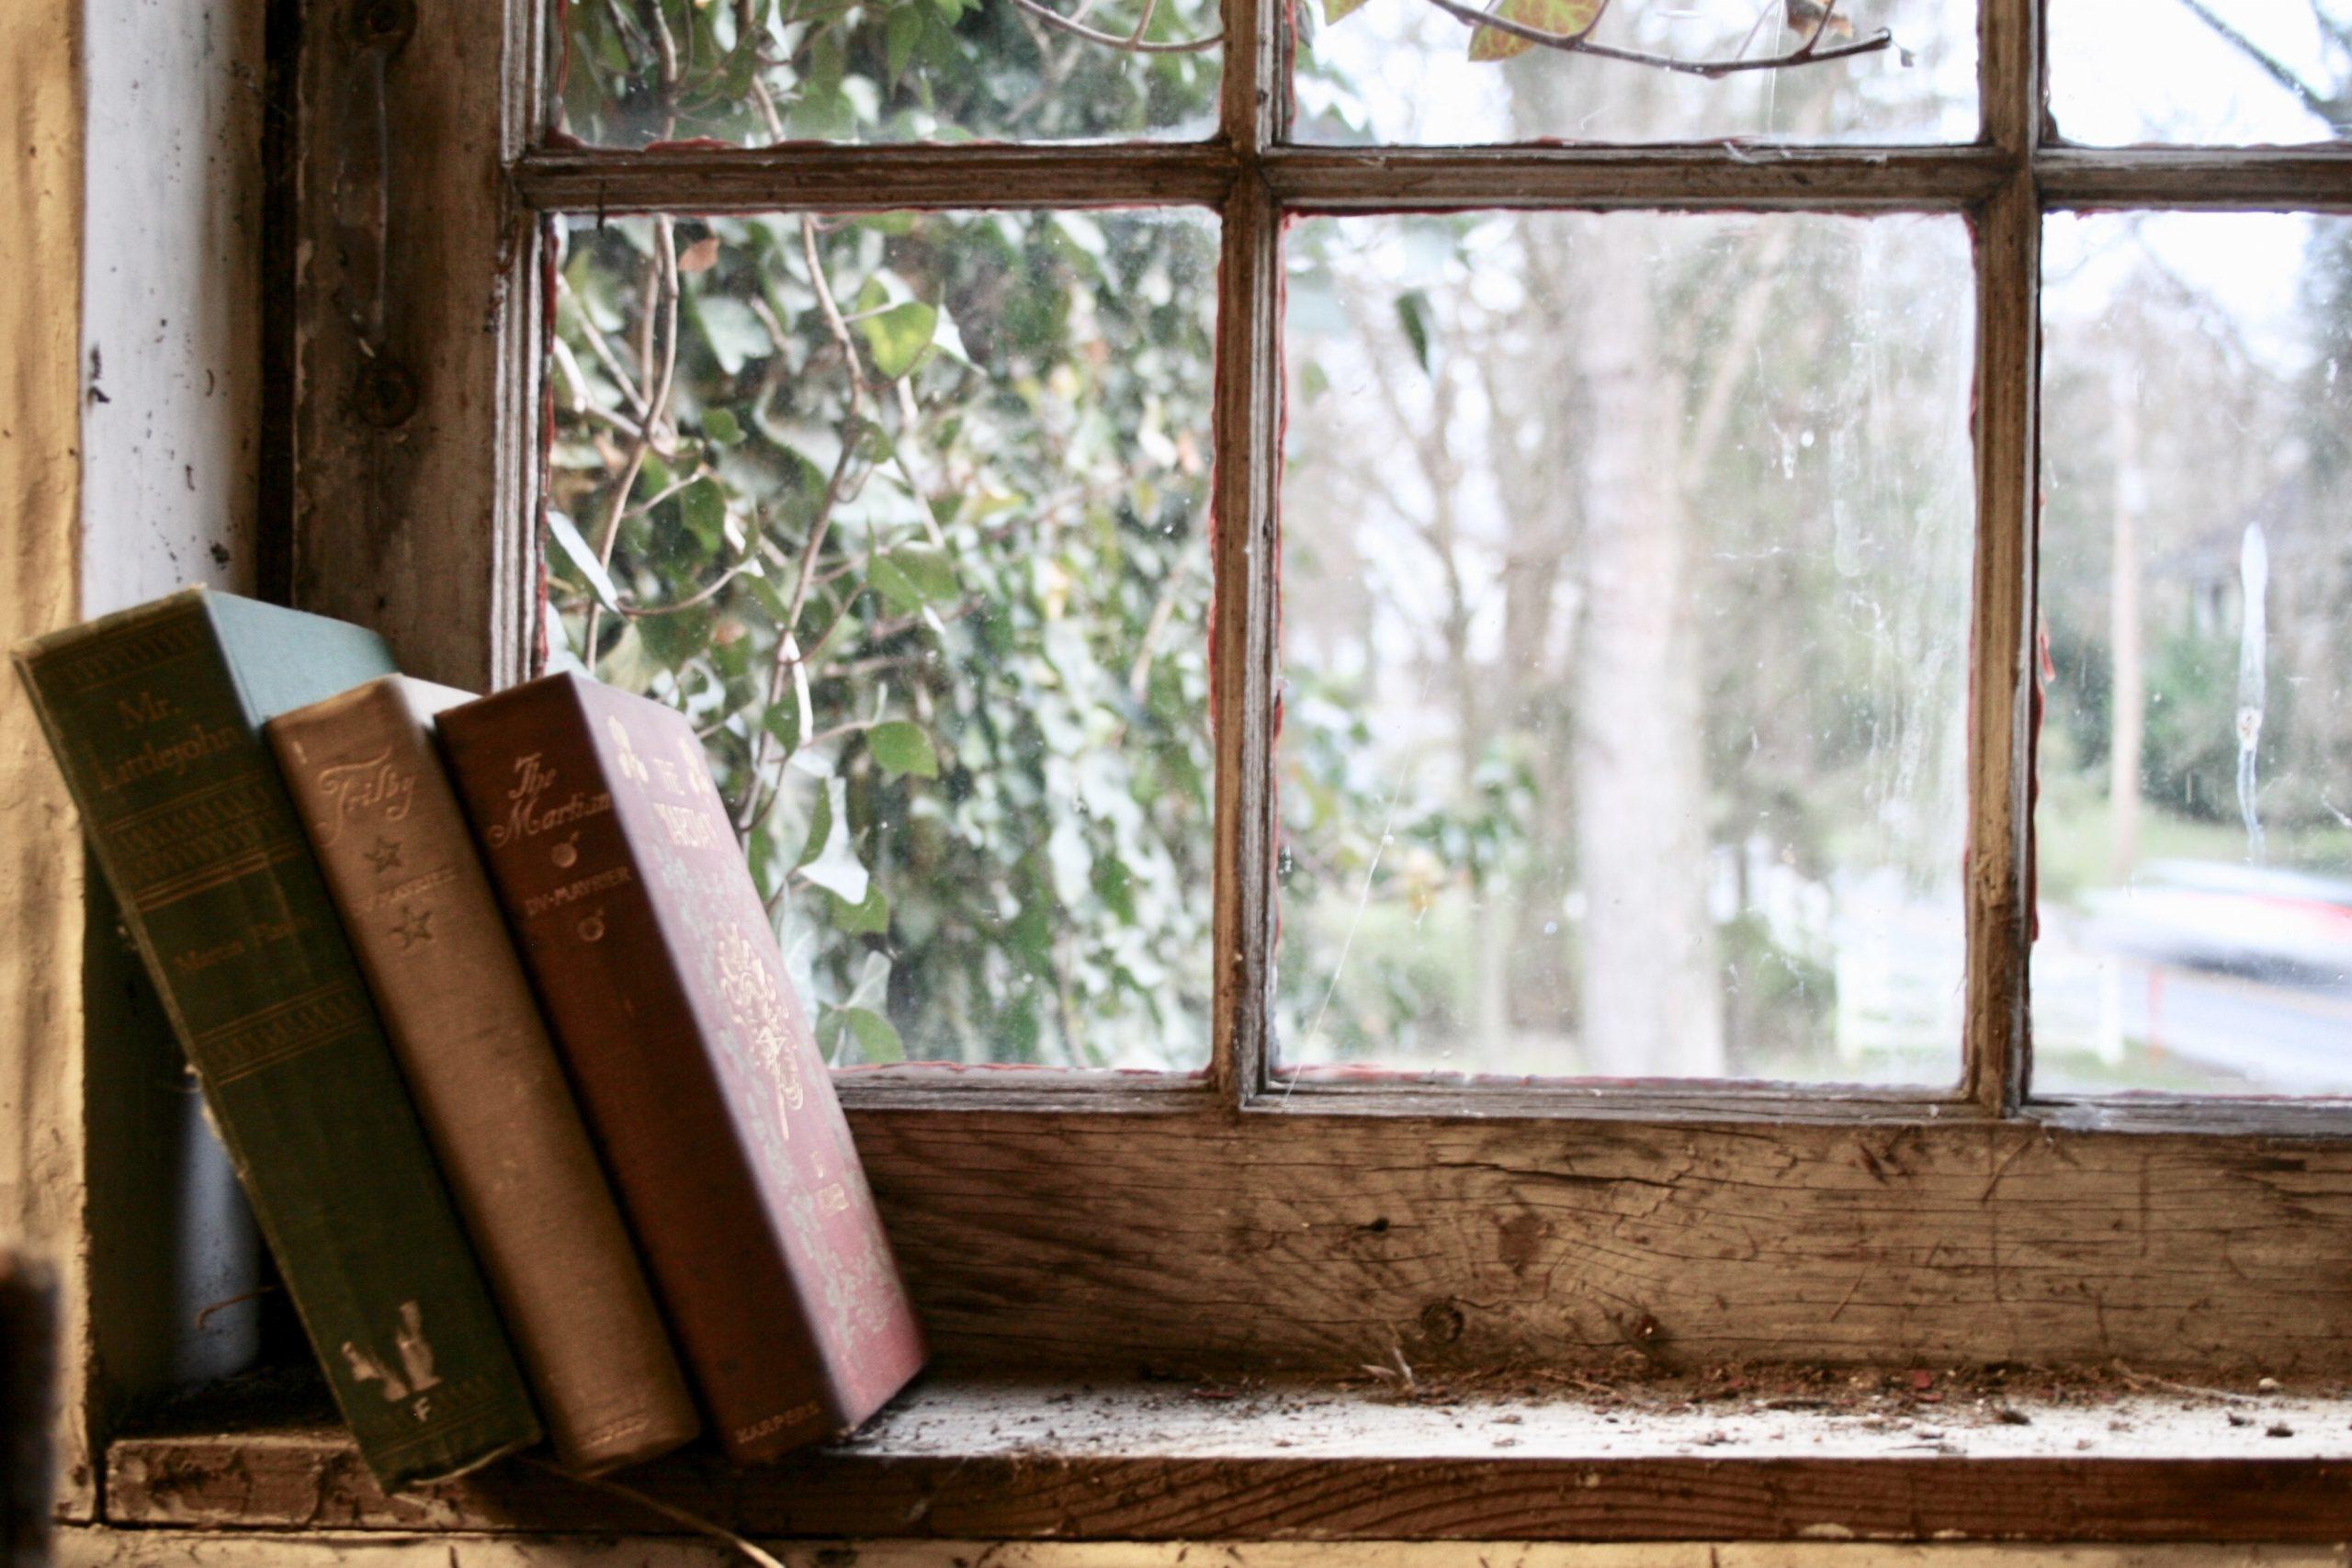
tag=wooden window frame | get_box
[281,0,2352,1385]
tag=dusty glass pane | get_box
[547,210,1217,1071]
[1275,212,1975,1084]
[2051,0,2352,145]
[1292,0,1974,144]
[558,0,1220,145]
[2034,213,2352,1097]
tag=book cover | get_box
[268,675,700,1474]
[15,590,541,1489]
[440,672,925,1462]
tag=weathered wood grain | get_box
[2038,148,2352,211]
[1206,0,1282,1106]
[107,1381,2352,1540]
[514,144,2352,224]
[832,1107,2352,1375]
[59,1530,2352,1567]
[293,0,544,691]
[514,142,2019,217]
[1207,211,1283,1094]
[1961,0,2041,1116]
[1266,146,2012,210]
[514,143,1238,214]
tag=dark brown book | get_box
[438,672,925,1461]
[268,676,701,1474]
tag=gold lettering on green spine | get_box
[14,592,541,1490]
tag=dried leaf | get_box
[1468,0,1600,62]
[1784,0,1856,39]
[677,235,722,274]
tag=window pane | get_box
[2051,0,2352,145]
[547,210,1217,1071]
[2034,213,2352,1097]
[1276,212,1974,1084]
[558,0,1220,145]
[1292,0,1974,144]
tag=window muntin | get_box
[548,209,1219,1070]
[1289,0,1976,145]
[559,0,1223,146]
[2032,209,2352,1098]
[1274,209,1975,1085]
[2049,0,2352,146]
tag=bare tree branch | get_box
[1003,0,1224,54]
[2312,0,2352,66]
[617,550,764,617]
[734,216,875,839]
[1416,0,1893,76]
[582,214,682,664]
[2177,0,2341,122]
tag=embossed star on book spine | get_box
[390,906,434,951]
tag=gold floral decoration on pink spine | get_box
[716,920,806,1136]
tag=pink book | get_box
[439,672,925,1461]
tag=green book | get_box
[16,589,540,1489]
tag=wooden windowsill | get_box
[107,1373,2352,1542]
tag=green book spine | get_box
[15,590,541,1490]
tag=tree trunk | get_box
[1505,67,1723,1078]
[1566,228,1724,1077]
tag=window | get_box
[284,0,2352,1396]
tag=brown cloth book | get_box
[269,676,700,1474]
[438,672,925,1462]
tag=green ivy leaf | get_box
[1326,0,1372,20]
[828,883,893,937]
[546,510,624,613]
[763,699,800,755]
[857,299,940,380]
[702,407,745,445]
[866,302,941,380]
[692,294,771,376]
[868,547,959,613]
[1395,289,1433,375]
[885,3,923,85]
[797,775,832,865]
[635,604,713,669]
[867,720,939,779]
[1467,0,1599,61]
[839,1005,905,1063]
[678,477,728,550]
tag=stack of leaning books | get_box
[16,587,926,1490]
